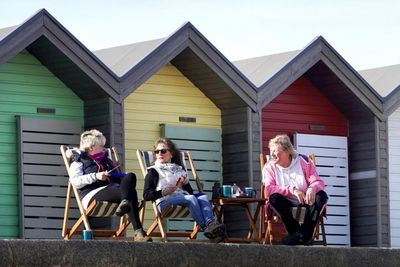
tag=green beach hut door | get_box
[160,124,222,235]
[17,116,81,239]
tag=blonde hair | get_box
[79,129,106,151]
[268,134,296,158]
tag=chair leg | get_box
[62,183,73,239]
[114,216,130,237]
[152,202,168,242]
[320,217,327,246]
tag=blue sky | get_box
[1,0,399,70]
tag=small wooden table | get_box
[212,197,266,243]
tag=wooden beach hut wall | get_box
[234,36,386,247]
[360,65,400,247]
[0,9,121,239]
[94,22,259,237]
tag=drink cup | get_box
[222,185,232,198]
[83,229,93,240]
[244,187,257,198]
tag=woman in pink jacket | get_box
[263,134,328,245]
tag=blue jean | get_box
[158,193,214,229]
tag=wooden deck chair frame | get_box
[136,149,203,242]
[260,153,327,246]
[61,145,144,240]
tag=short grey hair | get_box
[268,134,296,158]
[79,129,106,151]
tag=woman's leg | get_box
[299,190,328,242]
[269,193,300,235]
[89,173,143,231]
[196,194,214,224]
[119,173,143,230]
[158,194,206,228]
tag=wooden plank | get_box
[294,133,347,148]
[23,175,67,186]
[23,154,63,165]
[317,166,348,177]
[23,186,67,197]
[22,143,65,154]
[22,165,66,175]
[297,147,347,158]
[24,196,77,208]
[174,139,221,152]
[19,117,81,134]
[24,207,80,218]
[161,124,221,142]
[24,229,63,239]
[22,132,79,144]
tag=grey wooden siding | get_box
[349,118,378,246]
[83,98,124,167]
[250,110,262,192]
[377,118,389,246]
[221,107,252,235]
[17,116,81,239]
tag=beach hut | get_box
[360,65,400,247]
[234,36,386,246]
[0,9,121,239]
[94,22,259,237]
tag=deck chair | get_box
[136,149,203,242]
[260,153,327,245]
[61,145,144,240]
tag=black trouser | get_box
[269,190,328,240]
[89,172,142,230]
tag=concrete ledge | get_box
[1,240,400,266]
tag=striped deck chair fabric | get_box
[137,149,202,241]
[60,145,132,240]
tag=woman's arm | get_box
[304,158,325,192]
[69,161,97,189]
[263,163,296,197]
[143,168,163,201]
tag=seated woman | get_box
[69,129,151,241]
[143,137,225,242]
[263,134,328,245]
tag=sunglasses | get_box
[154,149,169,155]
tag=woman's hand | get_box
[96,171,110,181]
[181,175,189,185]
[162,186,177,196]
[293,188,306,205]
[305,187,316,205]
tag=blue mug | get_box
[222,185,232,198]
[244,187,256,198]
[83,229,93,240]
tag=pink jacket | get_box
[263,154,325,220]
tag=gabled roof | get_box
[233,50,299,87]
[360,64,400,116]
[359,64,400,98]
[95,22,258,111]
[0,9,121,102]
[235,36,384,120]
[94,38,166,77]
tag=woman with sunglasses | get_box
[143,137,225,242]
[69,129,151,241]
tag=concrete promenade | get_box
[1,239,399,267]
